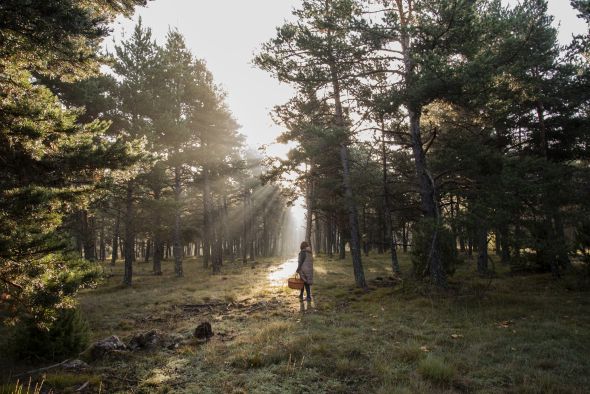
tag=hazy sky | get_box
[108,0,587,158]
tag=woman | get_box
[296,241,313,301]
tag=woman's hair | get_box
[300,241,310,250]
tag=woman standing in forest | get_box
[296,241,313,300]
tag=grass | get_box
[2,253,590,393]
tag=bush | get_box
[1,252,101,329]
[411,219,459,277]
[13,307,89,361]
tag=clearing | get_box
[3,254,590,393]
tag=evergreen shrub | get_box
[13,308,89,361]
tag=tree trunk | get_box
[315,212,322,254]
[305,164,313,245]
[477,224,488,275]
[554,212,571,270]
[241,187,250,264]
[144,238,151,264]
[81,210,96,261]
[381,125,400,273]
[494,230,501,256]
[362,204,369,257]
[153,189,163,275]
[173,165,183,277]
[396,0,444,286]
[327,214,334,257]
[402,223,408,253]
[203,167,212,268]
[328,53,366,288]
[408,109,446,286]
[339,230,346,260]
[99,218,106,261]
[123,181,134,286]
[212,199,223,274]
[500,225,510,264]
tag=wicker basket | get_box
[288,275,304,290]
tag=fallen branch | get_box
[14,359,71,377]
[180,302,225,311]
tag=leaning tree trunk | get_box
[123,181,134,286]
[173,165,183,277]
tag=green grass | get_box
[3,254,590,393]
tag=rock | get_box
[127,330,187,351]
[85,335,127,360]
[194,322,213,340]
[127,329,164,350]
[62,359,89,370]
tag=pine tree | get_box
[255,0,368,288]
[0,0,146,325]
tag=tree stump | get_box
[194,322,213,340]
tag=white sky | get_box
[108,0,587,159]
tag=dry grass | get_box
[3,253,590,393]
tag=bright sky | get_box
[108,0,587,159]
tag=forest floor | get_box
[3,253,590,393]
